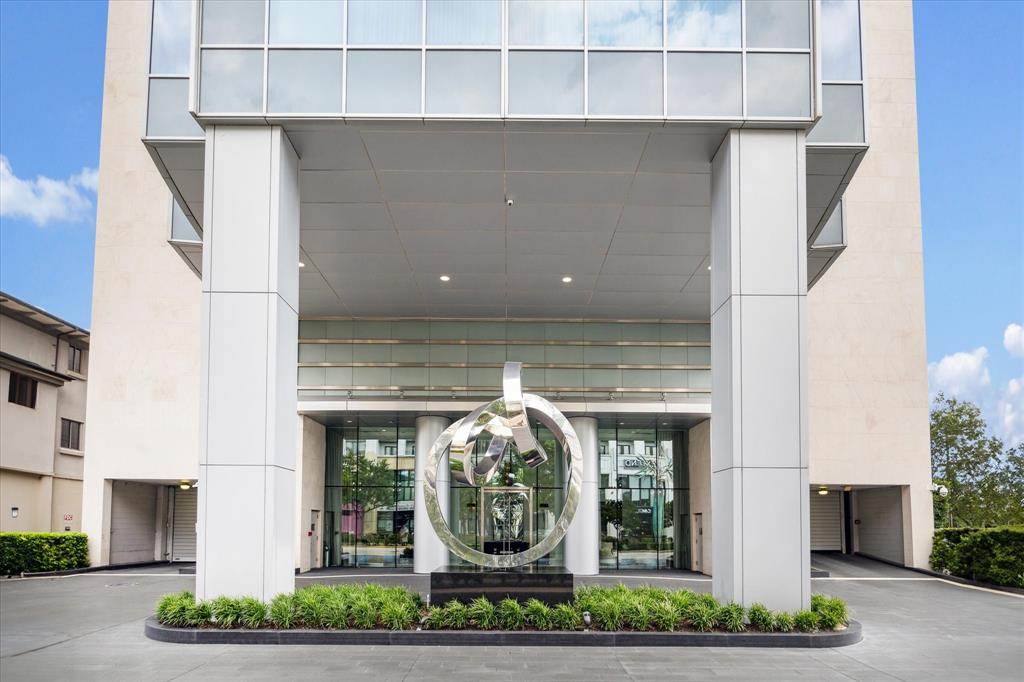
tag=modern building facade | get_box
[83,0,933,611]
[0,292,89,533]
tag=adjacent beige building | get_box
[0,292,89,533]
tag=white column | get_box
[564,416,599,575]
[710,129,810,611]
[196,126,300,600]
[414,415,451,573]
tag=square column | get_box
[710,129,810,611]
[196,126,300,600]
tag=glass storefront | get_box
[599,426,690,570]
[324,418,417,567]
[324,417,689,570]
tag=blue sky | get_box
[0,1,1021,441]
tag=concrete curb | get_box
[16,561,173,578]
[144,616,862,648]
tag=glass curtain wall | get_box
[450,422,567,567]
[599,426,690,570]
[325,418,417,567]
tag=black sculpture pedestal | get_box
[430,565,574,605]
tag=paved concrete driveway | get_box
[1,557,1021,681]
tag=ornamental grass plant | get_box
[154,584,850,634]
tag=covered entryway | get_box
[109,481,157,564]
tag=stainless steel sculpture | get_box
[423,362,583,568]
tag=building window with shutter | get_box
[8,372,38,408]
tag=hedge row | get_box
[0,532,90,575]
[930,526,1024,588]
[156,583,850,634]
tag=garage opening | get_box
[170,486,197,562]
[109,481,157,564]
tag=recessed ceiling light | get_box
[561,276,573,283]
[299,261,306,268]
[439,274,451,282]
[706,265,711,271]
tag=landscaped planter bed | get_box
[146,584,860,648]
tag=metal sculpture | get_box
[423,362,582,568]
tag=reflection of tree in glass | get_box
[341,449,395,514]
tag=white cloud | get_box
[1004,323,1024,358]
[928,347,991,398]
[0,154,98,226]
[929,344,1024,446]
[1000,377,1024,447]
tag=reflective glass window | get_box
[201,0,265,44]
[268,50,343,113]
[667,52,741,116]
[821,0,862,80]
[745,53,810,117]
[814,201,844,246]
[588,52,663,116]
[508,51,584,115]
[348,0,421,45]
[346,50,421,114]
[508,0,584,46]
[269,0,344,45]
[427,0,501,45]
[151,0,192,73]
[148,78,203,136]
[425,51,500,114]
[666,0,740,48]
[588,0,663,47]
[745,0,810,49]
[171,199,201,241]
[807,84,864,143]
[200,49,264,112]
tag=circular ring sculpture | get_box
[423,362,582,568]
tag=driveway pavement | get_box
[1,556,1021,681]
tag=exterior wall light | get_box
[561,276,573,283]
[179,481,192,490]
[298,261,305,268]
[10,507,18,518]
[818,486,829,495]
[439,274,451,282]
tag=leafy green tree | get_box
[341,451,396,514]
[930,394,1023,527]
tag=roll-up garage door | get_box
[809,490,842,551]
[171,487,198,562]
[110,481,157,564]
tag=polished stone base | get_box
[429,565,574,605]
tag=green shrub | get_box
[747,603,774,632]
[467,596,497,630]
[524,598,553,630]
[667,589,697,614]
[293,586,330,627]
[591,598,624,631]
[650,600,680,632]
[269,593,295,629]
[496,598,526,630]
[350,595,378,629]
[623,595,652,631]
[773,611,795,632]
[441,600,469,629]
[695,592,720,609]
[423,606,445,629]
[930,526,1024,588]
[811,595,849,630]
[551,603,581,631]
[156,591,209,627]
[238,596,267,628]
[0,532,89,574]
[715,602,746,633]
[381,601,414,630]
[210,596,244,628]
[686,603,717,632]
[793,609,819,632]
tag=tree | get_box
[340,451,397,514]
[930,393,1024,527]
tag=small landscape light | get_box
[583,611,591,627]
